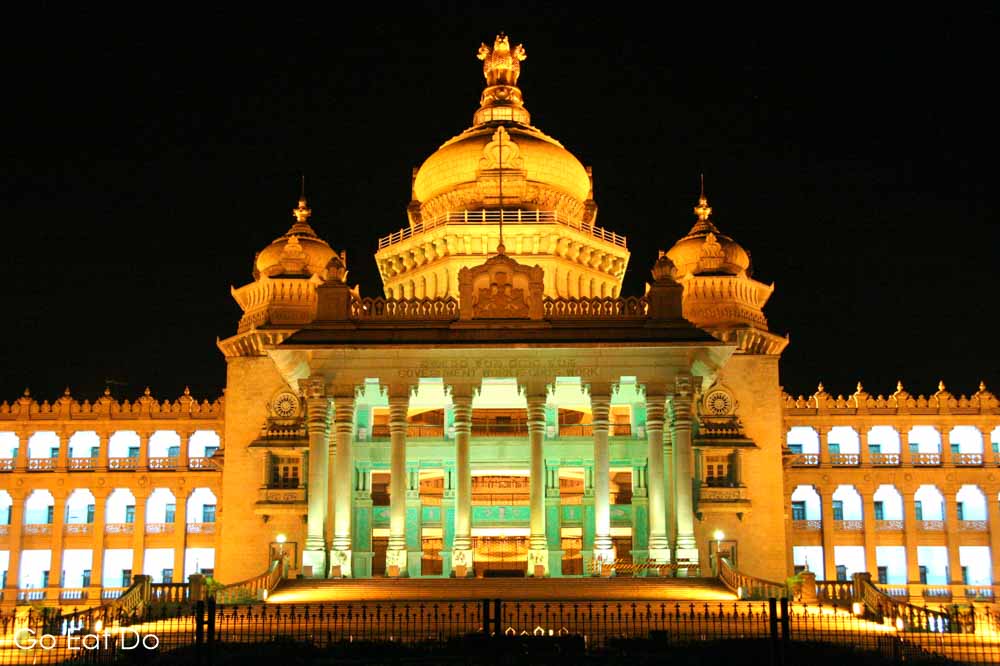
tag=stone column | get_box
[940,426,952,466]
[861,489,876,578]
[172,489,187,584]
[818,428,831,466]
[330,392,356,577]
[902,489,921,602]
[451,390,474,576]
[589,388,613,573]
[544,459,562,576]
[13,430,27,472]
[900,428,912,466]
[131,491,148,587]
[386,390,410,576]
[96,431,110,472]
[732,449,744,486]
[55,429,68,473]
[137,431,151,472]
[581,463,595,574]
[47,495,66,599]
[943,490,964,599]
[859,429,871,466]
[351,462,374,578]
[90,489,108,593]
[986,486,1000,597]
[301,377,330,578]
[440,461,456,577]
[405,463,423,576]
[645,393,670,564]
[527,390,549,576]
[4,491,24,593]
[820,487,837,580]
[672,375,698,566]
[177,430,191,470]
[630,458,650,573]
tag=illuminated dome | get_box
[665,192,751,279]
[254,195,336,278]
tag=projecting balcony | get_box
[104,523,134,535]
[0,458,13,471]
[875,519,904,531]
[64,523,92,536]
[918,520,945,532]
[23,524,52,536]
[791,519,822,532]
[149,456,179,471]
[108,457,138,471]
[186,522,216,534]
[188,456,220,471]
[833,519,863,532]
[145,523,175,535]
[27,458,54,472]
[959,520,988,532]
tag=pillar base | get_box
[593,548,616,576]
[302,550,327,578]
[386,549,407,577]
[328,549,352,578]
[648,547,672,566]
[674,546,699,577]
[407,551,423,578]
[527,548,549,577]
[452,548,474,578]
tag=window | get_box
[788,444,803,454]
[90,446,100,458]
[704,455,730,486]
[205,446,218,457]
[868,443,881,455]
[873,501,884,521]
[961,566,969,585]
[828,442,841,455]
[909,441,919,454]
[832,500,844,521]
[45,505,54,524]
[162,568,173,584]
[914,501,923,521]
[165,503,176,523]
[128,446,140,459]
[993,442,999,454]
[956,502,964,521]
[122,569,132,587]
[41,570,50,588]
[791,501,807,521]
[125,505,135,524]
[86,504,95,524]
[919,566,928,584]
[0,506,9,525]
[270,456,301,489]
[81,569,91,587]
[835,565,847,582]
[167,446,180,458]
[877,566,888,585]
[202,504,216,523]
[49,447,59,459]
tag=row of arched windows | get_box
[787,425,999,455]
[0,430,220,459]
[0,488,217,525]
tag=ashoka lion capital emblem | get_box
[478,33,526,87]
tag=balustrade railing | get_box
[24,523,52,536]
[0,525,8,536]
[149,456,179,470]
[791,519,821,531]
[146,522,175,535]
[959,519,987,532]
[815,580,853,605]
[829,453,859,466]
[27,457,55,471]
[109,456,138,470]
[64,523,93,536]
[150,582,189,603]
[869,452,900,466]
[189,456,220,470]
[59,588,88,602]
[369,424,445,439]
[0,457,13,471]
[861,576,950,631]
[187,522,216,534]
[68,457,96,470]
[105,522,134,535]
[718,558,787,599]
[351,297,459,321]
[788,453,819,466]
[833,519,863,531]
[875,519,904,531]
[544,296,646,319]
[471,423,529,436]
[912,452,941,466]
[377,209,627,249]
[954,452,983,466]
[214,557,287,604]
[918,520,944,531]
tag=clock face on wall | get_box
[272,392,300,419]
[705,390,733,416]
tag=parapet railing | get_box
[349,295,649,322]
[858,575,951,631]
[351,297,459,321]
[213,557,287,605]
[544,296,646,319]
[719,558,787,600]
[377,209,627,250]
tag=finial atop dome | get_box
[478,33,526,87]
[292,175,312,224]
[694,173,712,222]
[473,33,531,125]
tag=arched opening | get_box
[108,431,141,464]
[0,432,17,462]
[0,490,12,525]
[832,485,863,522]
[914,485,945,521]
[790,485,821,523]
[956,485,987,522]
[102,549,134,588]
[867,426,901,464]
[950,426,984,465]
[186,488,217,526]
[188,431,220,462]
[62,549,94,589]
[146,488,177,530]
[184,548,215,578]
[908,426,941,465]
[24,489,54,525]
[65,489,96,525]
[148,431,181,463]
[143,548,175,583]
[27,432,59,464]
[786,427,819,463]
[872,485,904,522]
[106,488,137,526]
[827,426,860,453]
[68,431,99,459]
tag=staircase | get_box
[267,576,735,604]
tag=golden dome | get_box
[409,34,593,224]
[665,191,750,279]
[254,196,336,278]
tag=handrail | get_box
[377,209,627,250]
[719,558,787,599]
[213,557,287,604]
[860,577,951,632]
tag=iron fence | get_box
[1,598,999,664]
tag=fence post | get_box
[189,573,205,603]
[482,599,490,635]
[207,596,216,645]
[493,599,502,637]
[768,597,779,666]
[779,597,790,652]
[195,599,205,650]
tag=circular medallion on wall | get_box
[272,392,300,419]
[704,389,734,416]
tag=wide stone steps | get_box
[267,576,736,604]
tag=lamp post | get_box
[713,529,725,575]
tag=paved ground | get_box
[267,576,736,603]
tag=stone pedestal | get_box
[328,549,352,578]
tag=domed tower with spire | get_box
[375,34,630,301]
[662,182,788,355]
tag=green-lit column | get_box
[545,459,562,576]
[451,390,474,576]
[441,461,456,576]
[645,393,670,564]
[301,377,329,578]
[630,457,650,573]
[581,463,595,575]
[405,463,423,576]
[353,462,374,577]
[591,389,614,571]
[330,392,356,577]
[526,391,549,575]
[386,390,409,576]
[672,374,698,568]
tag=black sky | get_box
[2,5,997,403]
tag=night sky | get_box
[2,6,997,404]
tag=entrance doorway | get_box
[472,536,529,577]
